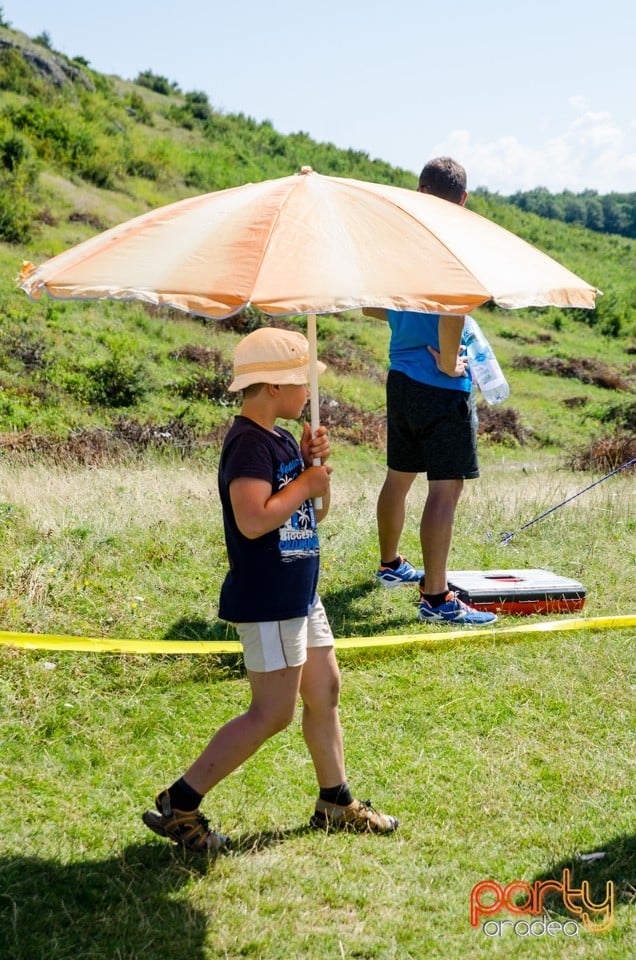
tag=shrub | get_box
[1,330,49,369]
[1,132,31,172]
[172,347,234,402]
[567,433,636,472]
[134,70,180,96]
[0,128,39,241]
[589,399,636,432]
[174,371,234,403]
[216,305,269,334]
[33,31,53,50]
[5,100,127,188]
[476,402,528,446]
[170,344,222,366]
[184,90,212,121]
[0,47,43,95]
[582,290,631,338]
[0,178,37,242]
[79,353,148,407]
[68,210,105,231]
[125,91,153,125]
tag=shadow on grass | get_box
[229,823,313,854]
[163,616,233,642]
[161,581,409,663]
[160,583,540,672]
[322,578,417,636]
[162,617,245,675]
[0,842,216,960]
[162,583,402,645]
[529,833,635,918]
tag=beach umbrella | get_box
[19,166,599,444]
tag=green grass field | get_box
[1,449,634,959]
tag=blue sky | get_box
[3,0,635,195]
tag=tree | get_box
[33,31,53,50]
[563,191,586,226]
[585,196,605,232]
[602,195,631,236]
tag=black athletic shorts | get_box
[386,369,479,479]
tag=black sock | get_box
[380,556,401,569]
[167,777,203,812]
[319,782,354,806]
[422,591,450,608]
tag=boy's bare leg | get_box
[376,468,417,562]
[300,646,346,787]
[182,665,303,796]
[420,478,464,595]
[302,645,399,833]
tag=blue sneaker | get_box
[417,591,498,625]
[376,556,424,588]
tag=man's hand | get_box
[433,314,468,377]
[428,343,468,378]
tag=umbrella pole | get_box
[307,313,322,510]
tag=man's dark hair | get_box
[418,156,467,203]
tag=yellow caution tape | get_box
[334,615,636,650]
[0,615,634,655]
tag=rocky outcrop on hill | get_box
[0,28,95,91]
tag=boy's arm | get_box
[230,464,332,540]
[428,314,468,377]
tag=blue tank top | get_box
[387,309,471,393]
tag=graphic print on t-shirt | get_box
[276,455,320,560]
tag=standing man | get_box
[366,157,497,626]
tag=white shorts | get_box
[235,596,334,672]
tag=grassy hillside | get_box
[0,22,633,463]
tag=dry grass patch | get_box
[567,433,636,472]
[511,354,634,392]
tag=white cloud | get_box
[433,106,636,194]
[568,95,590,111]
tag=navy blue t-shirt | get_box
[217,415,320,622]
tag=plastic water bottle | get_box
[463,316,510,404]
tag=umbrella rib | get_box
[246,176,300,309]
[338,176,487,298]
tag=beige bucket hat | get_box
[229,327,326,392]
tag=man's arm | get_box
[362,308,387,321]
[429,314,468,378]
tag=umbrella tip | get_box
[299,166,313,175]
[19,260,35,281]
